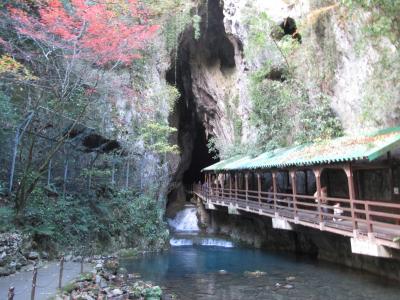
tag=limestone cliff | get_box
[171,0,398,154]
[166,0,399,210]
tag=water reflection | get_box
[121,244,400,300]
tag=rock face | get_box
[168,0,399,186]
[204,206,400,281]
[168,0,398,232]
[0,232,30,276]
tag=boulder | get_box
[64,254,73,262]
[41,251,49,259]
[0,265,15,276]
[111,288,123,296]
[27,251,39,260]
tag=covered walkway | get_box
[197,127,400,255]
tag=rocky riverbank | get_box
[55,256,174,300]
[0,232,42,276]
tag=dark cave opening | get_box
[272,17,302,43]
[182,122,219,186]
[166,0,230,213]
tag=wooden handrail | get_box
[194,185,400,243]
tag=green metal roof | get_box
[202,126,400,172]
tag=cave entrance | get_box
[183,121,219,186]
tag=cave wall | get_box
[174,0,399,155]
[167,0,399,212]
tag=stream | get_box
[121,205,400,299]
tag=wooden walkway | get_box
[193,186,400,250]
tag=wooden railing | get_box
[192,184,400,244]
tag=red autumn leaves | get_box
[8,0,159,65]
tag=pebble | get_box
[283,284,294,289]
[286,276,296,281]
[111,288,123,296]
[95,263,103,270]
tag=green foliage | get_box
[360,49,400,126]
[19,187,169,253]
[341,0,400,45]
[297,93,344,143]
[0,207,15,233]
[192,14,202,40]
[249,64,343,152]
[81,168,111,179]
[118,248,139,258]
[150,84,180,113]
[140,122,179,154]
[163,4,192,53]
[243,9,300,68]
[144,286,163,300]
[342,0,400,126]
[0,91,18,135]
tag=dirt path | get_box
[0,261,91,300]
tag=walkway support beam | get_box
[257,173,262,208]
[235,173,238,200]
[245,173,249,207]
[290,170,298,219]
[229,173,232,199]
[272,171,278,214]
[344,164,359,234]
[313,168,323,225]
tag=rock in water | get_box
[244,270,267,277]
[286,276,296,281]
[283,284,294,289]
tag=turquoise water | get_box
[121,240,400,300]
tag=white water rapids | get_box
[168,205,200,232]
[168,205,234,248]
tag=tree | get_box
[0,0,159,215]
[8,0,159,66]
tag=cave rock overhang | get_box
[65,124,122,154]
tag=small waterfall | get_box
[168,205,200,232]
[200,238,234,248]
[170,238,194,246]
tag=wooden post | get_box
[207,174,211,197]
[235,173,238,201]
[59,256,64,289]
[272,171,277,213]
[290,170,298,218]
[245,173,249,207]
[304,170,308,195]
[31,265,37,300]
[80,257,84,274]
[8,287,15,300]
[313,168,323,224]
[344,164,358,234]
[221,173,225,199]
[365,203,373,234]
[229,173,232,199]
[257,173,262,209]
